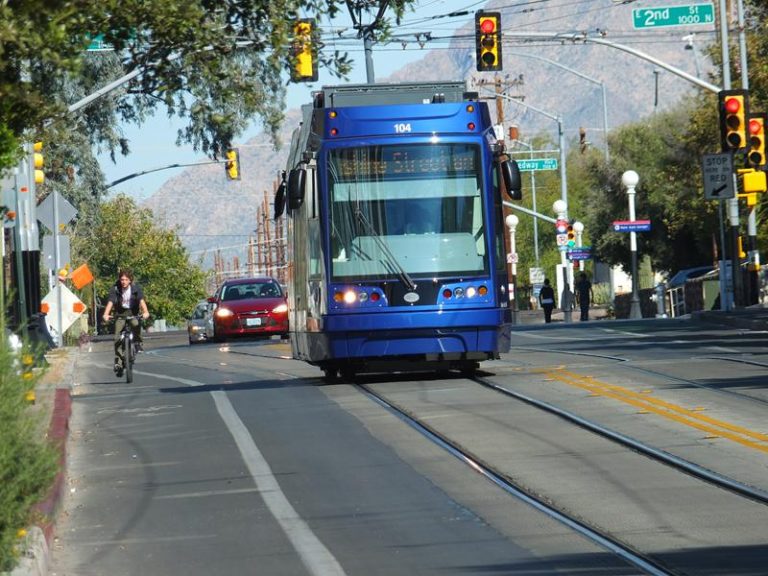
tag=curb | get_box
[10,350,76,576]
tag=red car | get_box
[208,277,288,341]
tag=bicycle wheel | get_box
[124,333,133,383]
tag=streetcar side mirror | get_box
[274,178,287,220]
[500,158,522,201]
[287,168,306,210]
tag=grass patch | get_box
[0,333,58,572]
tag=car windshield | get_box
[221,282,282,301]
[191,303,208,319]
[327,142,488,282]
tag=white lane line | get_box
[134,370,347,576]
[156,487,260,499]
[599,328,651,338]
[707,346,741,354]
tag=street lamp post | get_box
[505,214,520,324]
[553,200,573,323]
[622,170,642,319]
[572,220,584,248]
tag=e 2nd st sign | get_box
[633,3,714,29]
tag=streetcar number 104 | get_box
[394,123,412,133]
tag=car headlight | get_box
[215,307,234,318]
[272,303,288,313]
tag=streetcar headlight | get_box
[466,286,477,298]
[343,290,357,304]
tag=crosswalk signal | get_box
[475,12,502,72]
[225,148,240,181]
[747,113,766,169]
[291,19,318,82]
[718,89,749,152]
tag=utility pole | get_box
[346,0,392,84]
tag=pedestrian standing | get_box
[575,272,593,321]
[539,278,555,323]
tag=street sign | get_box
[517,158,558,172]
[556,233,568,246]
[633,3,714,29]
[41,284,87,337]
[702,153,735,200]
[506,252,518,264]
[38,190,77,232]
[612,220,652,232]
[42,235,71,271]
[567,247,592,261]
[529,267,545,284]
[86,34,114,51]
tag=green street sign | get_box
[517,158,558,172]
[633,3,714,29]
[86,34,114,52]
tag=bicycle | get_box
[110,314,145,383]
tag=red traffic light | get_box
[749,118,762,135]
[725,97,741,114]
[480,19,496,34]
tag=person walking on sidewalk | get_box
[575,272,594,321]
[539,278,556,323]
[102,269,150,376]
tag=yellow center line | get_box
[539,368,768,453]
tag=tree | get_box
[0,0,419,175]
[574,101,722,276]
[75,194,208,325]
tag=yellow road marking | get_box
[539,367,768,453]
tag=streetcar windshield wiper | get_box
[355,209,417,291]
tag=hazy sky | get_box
[99,0,475,200]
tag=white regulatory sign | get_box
[701,153,735,200]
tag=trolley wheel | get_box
[322,367,339,383]
[340,366,357,381]
[459,361,479,377]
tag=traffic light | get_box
[718,89,749,152]
[747,113,766,168]
[475,11,502,72]
[32,141,44,185]
[225,148,240,181]
[566,223,575,247]
[291,19,318,82]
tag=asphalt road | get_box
[48,317,768,575]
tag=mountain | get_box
[143,0,715,269]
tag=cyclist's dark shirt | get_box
[107,283,145,314]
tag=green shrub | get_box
[592,282,613,306]
[0,334,58,572]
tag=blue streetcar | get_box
[275,82,522,379]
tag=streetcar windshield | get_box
[327,143,488,281]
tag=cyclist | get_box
[102,269,150,377]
